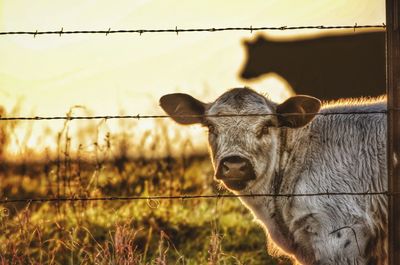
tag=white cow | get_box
[160,87,387,265]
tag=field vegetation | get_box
[0,110,290,265]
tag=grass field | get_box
[0,117,291,265]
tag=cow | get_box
[240,32,386,100]
[159,87,387,265]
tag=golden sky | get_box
[0,0,385,157]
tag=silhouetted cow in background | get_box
[240,31,385,100]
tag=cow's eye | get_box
[258,120,274,137]
[204,122,217,135]
[208,124,216,134]
[261,125,269,135]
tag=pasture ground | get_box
[0,155,291,264]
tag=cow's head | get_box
[240,35,277,79]
[160,88,320,192]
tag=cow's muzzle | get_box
[215,156,256,190]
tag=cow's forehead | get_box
[207,88,275,114]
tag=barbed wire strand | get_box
[0,24,386,37]
[0,191,393,204]
[0,110,390,121]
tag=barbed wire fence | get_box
[0,110,389,121]
[0,191,392,205]
[0,23,390,205]
[0,23,386,37]
[0,110,390,204]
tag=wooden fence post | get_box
[386,0,400,264]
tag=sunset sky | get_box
[0,0,385,157]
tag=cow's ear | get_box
[255,35,266,44]
[159,93,206,125]
[276,95,321,128]
[242,39,251,46]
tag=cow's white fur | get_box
[160,88,387,265]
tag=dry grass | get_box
[0,108,290,265]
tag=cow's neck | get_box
[239,125,311,255]
[276,126,311,192]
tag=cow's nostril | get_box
[238,161,247,172]
[223,162,230,173]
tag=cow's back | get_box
[240,32,386,100]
